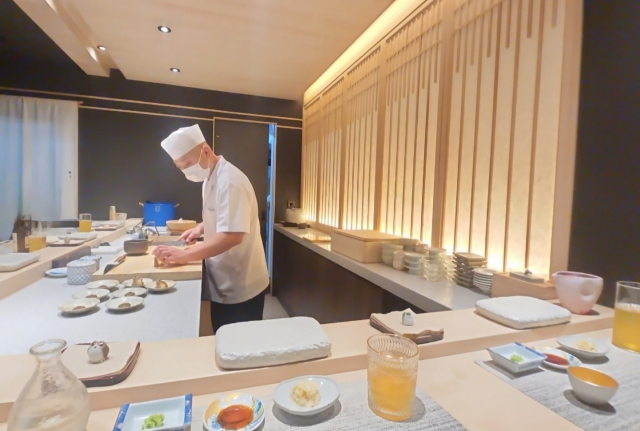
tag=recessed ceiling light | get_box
[158,25,171,33]
[97,45,106,51]
[170,68,180,73]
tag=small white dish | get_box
[567,366,618,405]
[122,278,153,288]
[112,287,147,298]
[105,296,144,311]
[403,252,424,262]
[45,267,67,278]
[114,394,192,431]
[556,335,610,358]
[272,375,340,417]
[487,342,546,374]
[203,393,265,431]
[72,288,110,300]
[58,298,100,314]
[534,346,582,370]
[476,285,491,295]
[148,280,176,293]
[473,267,498,276]
[86,280,119,290]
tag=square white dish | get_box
[216,316,331,370]
[487,342,546,374]
[475,296,571,329]
[0,253,39,272]
[114,394,192,431]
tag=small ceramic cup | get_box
[552,271,603,314]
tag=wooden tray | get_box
[91,247,202,282]
[64,342,141,388]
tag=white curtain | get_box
[0,95,78,240]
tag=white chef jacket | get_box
[201,156,269,304]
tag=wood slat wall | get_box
[301,0,578,277]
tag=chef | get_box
[155,124,269,333]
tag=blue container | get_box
[141,202,176,226]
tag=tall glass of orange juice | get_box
[612,281,640,353]
[78,213,92,232]
[367,334,419,421]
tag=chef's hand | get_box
[153,246,190,264]
[179,224,204,245]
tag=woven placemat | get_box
[477,344,640,431]
[192,379,466,430]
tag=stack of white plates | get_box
[404,252,424,275]
[472,268,497,294]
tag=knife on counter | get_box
[103,254,126,274]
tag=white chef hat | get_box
[161,124,206,159]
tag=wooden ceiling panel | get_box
[14,0,394,99]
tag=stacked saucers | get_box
[453,252,487,287]
[404,252,423,275]
[473,268,497,294]
[382,243,403,266]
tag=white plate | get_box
[203,393,265,431]
[45,267,67,278]
[148,280,176,292]
[105,296,144,311]
[72,288,110,300]
[58,298,100,314]
[122,278,153,288]
[112,287,147,298]
[47,239,85,247]
[86,280,119,290]
[534,346,582,370]
[473,267,498,276]
[476,285,491,294]
[556,335,610,358]
[273,376,340,416]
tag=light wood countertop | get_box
[1,329,613,431]
[0,219,140,300]
[0,304,613,422]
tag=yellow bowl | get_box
[568,366,619,405]
[166,219,197,233]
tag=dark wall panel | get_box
[274,128,302,222]
[78,110,210,221]
[569,0,640,306]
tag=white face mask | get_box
[181,147,210,182]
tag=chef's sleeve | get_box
[216,182,252,233]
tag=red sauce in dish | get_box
[545,353,569,365]
[217,404,253,430]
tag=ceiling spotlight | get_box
[170,68,180,73]
[158,25,171,33]
[97,45,106,51]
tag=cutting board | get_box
[91,246,202,282]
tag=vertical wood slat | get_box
[302,0,575,277]
[342,49,381,230]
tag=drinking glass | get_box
[367,334,419,421]
[612,281,640,353]
[78,214,92,233]
[27,221,47,252]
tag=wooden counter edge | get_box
[0,304,613,422]
[0,219,140,300]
